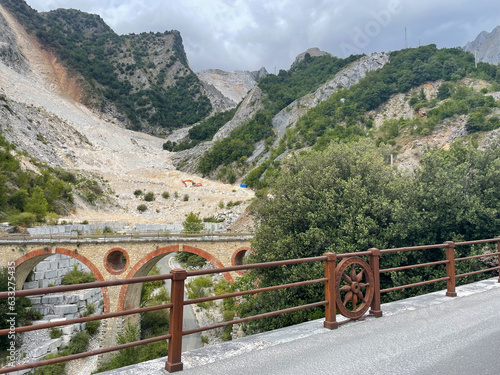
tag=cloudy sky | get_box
[24,0,500,73]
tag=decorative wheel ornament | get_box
[335,257,374,319]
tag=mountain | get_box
[464,26,500,65]
[0,1,255,229]
[2,0,500,229]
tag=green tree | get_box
[238,140,407,331]
[24,186,48,221]
[182,212,204,233]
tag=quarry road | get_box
[156,254,203,352]
[178,278,500,375]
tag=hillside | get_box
[0,0,265,135]
[2,0,500,232]
[0,2,254,229]
[186,44,500,189]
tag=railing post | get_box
[445,241,457,297]
[166,269,187,373]
[323,252,339,329]
[368,248,382,317]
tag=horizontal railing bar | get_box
[0,303,173,336]
[0,272,174,300]
[380,244,447,254]
[337,251,373,258]
[380,260,449,273]
[185,278,328,306]
[186,256,328,277]
[454,238,500,246]
[0,333,171,374]
[455,252,500,262]
[456,266,500,279]
[380,276,450,294]
[182,301,328,336]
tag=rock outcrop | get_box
[464,25,500,65]
[197,67,267,111]
[0,7,28,72]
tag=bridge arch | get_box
[231,247,254,276]
[118,244,231,312]
[14,247,110,313]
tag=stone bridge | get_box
[0,234,252,350]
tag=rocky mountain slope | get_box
[197,67,268,111]
[464,25,500,65]
[0,3,254,228]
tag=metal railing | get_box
[1,238,499,373]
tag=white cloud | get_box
[24,0,500,72]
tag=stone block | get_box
[23,281,39,290]
[33,306,51,315]
[45,270,58,279]
[35,262,50,271]
[39,279,50,288]
[46,314,62,321]
[79,291,91,301]
[42,294,64,304]
[34,271,46,281]
[61,335,72,346]
[27,296,41,305]
[54,304,78,315]
[65,294,80,304]
[32,343,50,358]
[59,259,70,268]
[61,325,74,335]
[48,338,63,352]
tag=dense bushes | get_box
[237,139,500,332]
[0,133,75,225]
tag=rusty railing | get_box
[1,237,499,373]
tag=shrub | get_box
[183,194,189,201]
[144,192,155,201]
[162,191,170,199]
[61,264,96,285]
[85,320,100,335]
[8,212,37,227]
[175,252,207,268]
[137,204,147,213]
[50,328,62,339]
[133,189,143,196]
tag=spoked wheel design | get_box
[335,257,374,319]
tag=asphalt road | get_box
[180,282,500,375]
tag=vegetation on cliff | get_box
[0,131,75,226]
[0,0,212,132]
[241,45,500,189]
[197,53,363,177]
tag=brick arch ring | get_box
[231,247,254,275]
[14,247,111,314]
[117,245,232,312]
